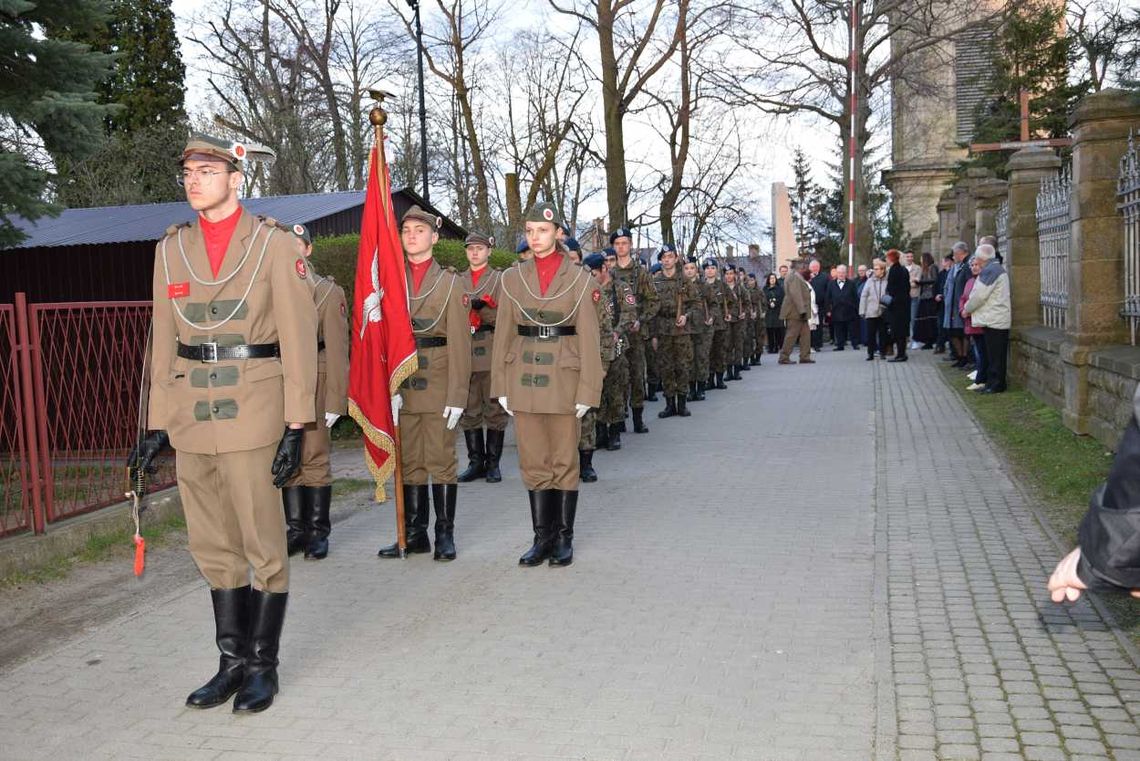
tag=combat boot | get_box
[687,381,699,402]
[484,429,504,483]
[741,358,751,371]
[303,485,332,560]
[232,590,287,713]
[378,484,431,556]
[519,490,556,566]
[696,380,707,400]
[549,490,579,567]
[281,487,306,556]
[579,449,597,482]
[753,352,762,366]
[595,420,609,450]
[432,483,457,561]
[727,365,741,381]
[606,423,622,451]
[186,586,250,709]
[657,395,677,418]
[676,394,691,417]
[632,407,649,433]
[714,372,728,390]
[645,381,659,402]
[457,429,486,482]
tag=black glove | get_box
[271,427,305,488]
[128,430,170,478]
[470,297,486,311]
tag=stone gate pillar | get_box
[1006,147,1060,330]
[973,178,1009,243]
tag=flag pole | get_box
[369,92,408,558]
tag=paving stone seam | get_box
[873,360,900,761]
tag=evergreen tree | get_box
[55,0,187,206]
[0,0,115,246]
[788,148,824,256]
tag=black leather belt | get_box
[416,336,447,348]
[517,325,576,338]
[177,341,280,363]
[473,325,495,334]
[317,340,326,352]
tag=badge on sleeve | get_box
[592,289,601,303]
[167,282,190,299]
[625,293,636,305]
[462,294,470,307]
[295,258,307,279]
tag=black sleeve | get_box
[1078,417,1140,591]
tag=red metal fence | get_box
[0,294,175,537]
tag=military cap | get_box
[686,255,698,264]
[465,231,495,248]
[609,226,633,244]
[291,223,312,245]
[649,262,662,274]
[402,205,442,231]
[603,247,617,258]
[583,253,605,271]
[564,236,582,252]
[525,202,563,227]
[180,132,246,168]
[702,258,718,269]
[516,239,529,255]
[657,243,677,262]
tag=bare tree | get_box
[1067,0,1140,91]
[550,0,688,229]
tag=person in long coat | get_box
[884,249,912,362]
[762,273,784,355]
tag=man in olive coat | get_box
[779,260,814,364]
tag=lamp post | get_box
[406,0,430,202]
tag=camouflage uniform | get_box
[704,276,729,377]
[739,283,755,364]
[690,278,714,385]
[652,268,702,398]
[747,281,765,362]
[598,278,637,426]
[610,259,659,417]
[578,280,615,453]
[724,280,742,373]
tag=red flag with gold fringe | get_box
[348,144,416,502]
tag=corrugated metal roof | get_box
[4,191,366,250]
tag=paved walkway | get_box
[0,351,1137,761]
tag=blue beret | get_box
[516,240,528,254]
[686,255,697,264]
[609,227,633,244]
[659,243,676,255]
[649,263,662,273]
[564,236,581,252]
[702,258,718,268]
[583,253,605,271]
[603,247,617,257]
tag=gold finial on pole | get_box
[368,86,394,131]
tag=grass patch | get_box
[332,478,375,498]
[935,363,1140,642]
[0,507,188,589]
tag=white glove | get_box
[391,394,403,425]
[575,403,590,419]
[498,396,513,416]
[443,406,463,430]
[324,412,340,428]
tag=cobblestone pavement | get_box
[0,350,1136,760]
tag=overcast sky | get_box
[168,0,840,251]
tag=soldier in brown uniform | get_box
[281,224,349,561]
[702,259,729,390]
[722,267,743,381]
[129,134,317,713]
[652,244,702,418]
[457,231,508,484]
[378,207,472,561]
[491,203,602,567]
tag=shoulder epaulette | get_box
[446,266,457,274]
[164,222,190,237]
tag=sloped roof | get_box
[4,191,366,250]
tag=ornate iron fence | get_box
[1120,131,1140,346]
[996,199,1009,262]
[1036,165,1072,330]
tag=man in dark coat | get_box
[884,249,912,362]
[825,264,860,351]
[807,259,829,351]
[933,254,952,353]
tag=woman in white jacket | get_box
[962,244,1011,393]
[858,259,889,360]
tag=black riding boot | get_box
[457,429,486,482]
[606,422,622,451]
[232,589,288,713]
[304,485,332,560]
[432,483,457,561]
[519,490,556,566]
[378,484,431,556]
[632,407,649,433]
[484,429,505,483]
[714,372,728,390]
[645,381,659,402]
[186,586,250,708]
[676,394,691,417]
[658,395,677,418]
[281,487,306,556]
[549,490,579,567]
[579,449,597,482]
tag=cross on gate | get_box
[969,90,1073,154]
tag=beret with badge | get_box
[464,231,495,248]
[583,253,605,271]
[524,201,563,227]
[402,205,442,231]
[180,132,276,170]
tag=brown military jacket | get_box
[490,256,603,413]
[703,277,727,331]
[148,209,318,455]
[402,259,471,414]
[780,271,812,320]
[461,266,502,374]
[313,275,349,415]
[653,268,703,336]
